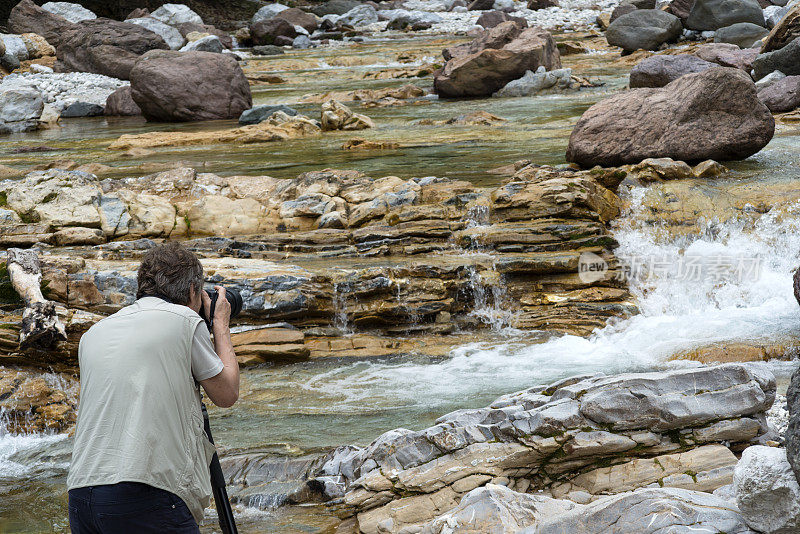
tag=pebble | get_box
[0,72,127,113]
[767,394,789,438]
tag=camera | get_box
[202,287,243,329]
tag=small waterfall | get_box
[466,266,517,332]
[333,281,355,335]
[394,276,422,328]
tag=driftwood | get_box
[6,248,67,349]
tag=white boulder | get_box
[734,446,800,534]
[251,3,291,25]
[41,2,96,23]
[150,4,203,26]
[180,35,224,53]
[127,17,187,50]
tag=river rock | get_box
[41,2,95,23]
[0,85,43,133]
[250,17,299,46]
[251,3,291,25]
[179,34,223,53]
[307,363,774,533]
[734,446,800,534]
[239,104,298,125]
[762,4,800,52]
[311,0,360,16]
[566,67,774,167]
[1,34,28,68]
[21,33,56,59]
[337,5,380,26]
[533,488,756,534]
[493,66,575,97]
[605,10,683,53]
[149,4,203,26]
[666,0,694,19]
[275,8,319,33]
[629,54,716,88]
[686,0,766,31]
[104,86,141,116]
[477,11,528,29]
[787,363,800,484]
[321,99,373,130]
[422,484,579,534]
[60,100,103,117]
[56,19,170,80]
[694,42,759,70]
[753,37,800,79]
[252,44,284,56]
[434,25,561,98]
[386,11,443,31]
[757,75,800,111]
[130,50,250,122]
[715,22,769,48]
[755,69,786,90]
[8,0,75,48]
[175,22,232,49]
[127,17,187,50]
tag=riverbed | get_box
[2,29,800,533]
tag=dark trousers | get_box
[68,482,200,534]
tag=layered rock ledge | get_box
[222,363,777,534]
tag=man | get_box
[67,242,239,533]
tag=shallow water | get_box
[3,34,800,533]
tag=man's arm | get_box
[199,287,240,408]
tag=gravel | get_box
[0,72,127,113]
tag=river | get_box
[1,33,800,533]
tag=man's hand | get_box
[212,286,231,332]
[199,286,239,408]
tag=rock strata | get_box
[287,363,774,533]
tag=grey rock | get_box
[251,3,291,25]
[150,4,203,26]
[0,85,44,123]
[128,17,187,50]
[386,10,443,31]
[755,69,786,90]
[786,363,800,484]
[292,35,312,49]
[610,4,637,23]
[41,1,95,23]
[685,0,766,31]
[734,446,800,534]
[337,5,380,26]
[493,66,575,97]
[629,54,716,87]
[533,488,757,534]
[764,5,791,28]
[758,74,800,111]
[60,101,104,117]
[476,10,528,29]
[180,35,224,53]
[1,34,29,63]
[714,22,769,48]
[422,484,579,534]
[252,45,285,56]
[753,37,800,79]
[606,10,683,53]
[1,53,20,72]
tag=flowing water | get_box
[3,34,800,533]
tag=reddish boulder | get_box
[435,25,561,98]
[693,43,759,70]
[8,0,76,47]
[566,67,774,167]
[758,75,800,112]
[250,17,299,46]
[56,18,169,80]
[476,10,528,29]
[104,86,142,116]
[275,8,319,33]
[130,50,252,122]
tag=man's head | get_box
[136,242,203,307]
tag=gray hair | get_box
[136,242,203,305]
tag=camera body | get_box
[202,287,243,329]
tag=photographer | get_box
[66,242,239,533]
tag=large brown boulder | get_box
[7,0,76,48]
[566,67,774,167]
[434,24,561,98]
[443,20,527,61]
[250,17,299,46]
[130,50,252,122]
[274,8,318,33]
[56,18,169,80]
[761,5,800,53]
[104,86,142,116]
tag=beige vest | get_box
[67,297,216,523]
